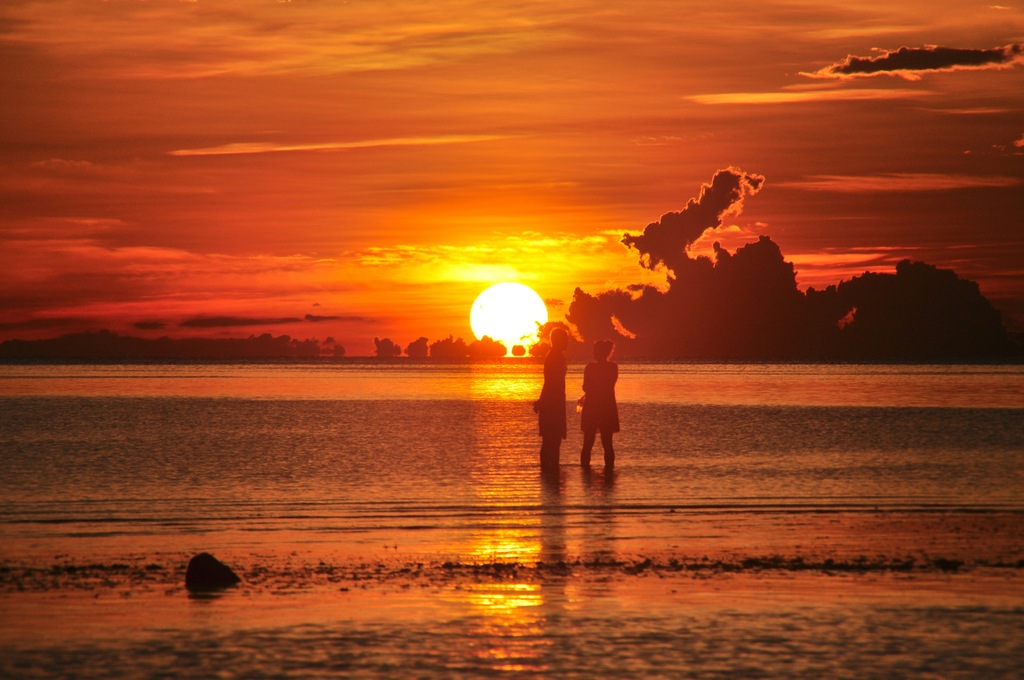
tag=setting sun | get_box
[470,283,548,354]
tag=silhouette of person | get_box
[579,339,618,469]
[534,327,568,473]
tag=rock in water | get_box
[185,552,241,590]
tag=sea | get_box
[1,362,1022,678]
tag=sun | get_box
[470,282,548,355]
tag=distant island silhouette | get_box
[0,330,328,361]
[1,168,1019,362]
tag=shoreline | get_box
[4,549,1022,652]
[4,550,1023,596]
[4,529,1023,677]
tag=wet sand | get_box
[2,510,1023,677]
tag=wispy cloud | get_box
[787,247,916,290]
[919,107,1011,115]
[778,173,1023,192]
[689,88,931,105]
[170,134,509,157]
[355,230,658,295]
[0,317,91,332]
[357,238,565,283]
[0,238,354,314]
[3,1,558,79]
[805,44,1024,80]
[180,315,304,328]
[305,314,368,323]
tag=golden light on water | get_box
[464,582,545,614]
[468,364,542,401]
[468,529,542,563]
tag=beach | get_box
[3,514,1023,678]
[2,362,1023,677]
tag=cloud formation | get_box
[806,44,1024,80]
[621,167,765,276]
[567,168,1015,360]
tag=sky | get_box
[1,0,1022,356]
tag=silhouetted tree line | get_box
[0,329,531,361]
[371,322,580,360]
[372,334,510,360]
[567,168,1019,361]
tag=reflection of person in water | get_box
[580,339,619,469]
[534,328,568,472]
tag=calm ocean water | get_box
[1,362,1023,678]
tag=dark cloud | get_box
[133,321,167,330]
[304,314,372,323]
[0,317,87,331]
[567,169,1016,360]
[808,44,1023,79]
[621,167,764,276]
[0,331,329,360]
[180,316,303,328]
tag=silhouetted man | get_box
[534,328,568,473]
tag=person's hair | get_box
[593,339,614,361]
[549,327,569,351]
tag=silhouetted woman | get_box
[534,327,568,472]
[580,339,619,469]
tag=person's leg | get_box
[580,428,596,467]
[541,436,561,471]
[600,430,615,469]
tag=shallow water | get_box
[1,362,1022,677]
[6,588,1023,679]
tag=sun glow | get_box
[470,282,548,355]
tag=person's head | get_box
[549,327,569,352]
[593,339,614,361]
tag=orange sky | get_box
[1,0,1022,355]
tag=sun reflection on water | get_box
[444,565,561,674]
[467,362,544,401]
[462,581,550,673]
[444,436,568,675]
[464,582,545,614]
[468,529,541,562]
